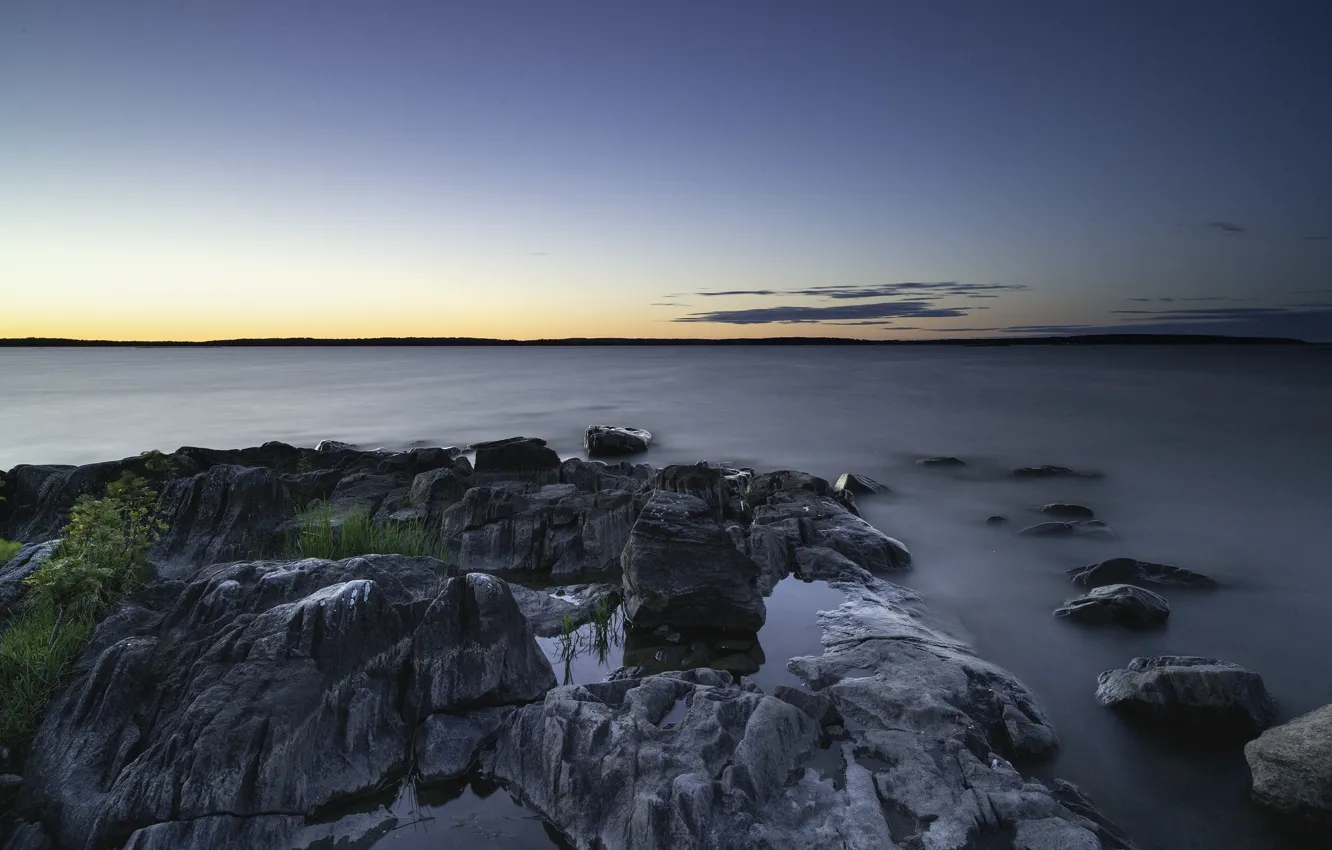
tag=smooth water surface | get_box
[4,344,1331,850]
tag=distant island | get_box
[0,333,1310,348]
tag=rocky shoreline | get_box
[1,432,1327,849]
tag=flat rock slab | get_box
[584,425,652,456]
[1096,655,1277,741]
[1245,703,1332,824]
[1055,584,1170,627]
[1018,520,1116,540]
[1069,557,1217,589]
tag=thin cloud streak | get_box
[673,301,970,324]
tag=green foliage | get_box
[1,473,165,753]
[0,538,21,565]
[288,503,446,561]
[139,449,187,479]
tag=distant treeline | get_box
[0,334,1309,348]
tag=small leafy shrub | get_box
[0,538,21,565]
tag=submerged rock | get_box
[1069,557,1217,589]
[1018,520,1116,539]
[833,473,889,495]
[13,558,552,850]
[1095,656,1277,741]
[1007,465,1102,479]
[620,491,765,633]
[986,514,1009,526]
[918,456,966,467]
[1245,704,1332,824]
[1055,584,1170,627]
[584,425,652,456]
[507,582,622,638]
[1037,503,1095,519]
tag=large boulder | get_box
[620,491,765,633]
[1095,656,1277,741]
[584,426,653,457]
[560,458,654,494]
[1054,584,1170,627]
[151,465,294,574]
[643,463,751,522]
[1069,558,1217,589]
[1245,704,1332,824]
[470,437,561,480]
[442,482,635,577]
[13,557,553,850]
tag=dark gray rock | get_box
[746,470,858,516]
[13,557,552,850]
[560,457,654,494]
[470,437,561,478]
[772,685,843,728]
[1007,465,1102,479]
[278,469,344,506]
[121,809,396,850]
[986,514,1010,526]
[1245,704,1332,824]
[620,630,765,677]
[918,456,966,467]
[442,482,635,577]
[1,823,52,850]
[1096,656,1278,741]
[584,425,653,456]
[1055,584,1170,627]
[793,545,869,584]
[315,439,359,453]
[643,462,750,522]
[399,465,472,522]
[1,456,185,542]
[1069,557,1217,589]
[323,471,404,520]
[833,473,889,495]
[1018,520,1116,540]
[1037,503,1095,519]
[151,465,294,573]
[621,491,765,633]
[0,540,58,619]
[416,707,514,783]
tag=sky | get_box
[2,0,1331,342]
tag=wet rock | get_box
[1018,520,1116,540]
[1245,704,1332,824]
[416,707,514,783]
[0,540,58,619]
[1055,584,1170,627]
[13,557,551,850]
[918,455,966,467]
[986,514,1010,526]
[1014,817,1102,850]
[772,685,843,728]
[401,465,472,522]
[1037,503,1095,519]
[621,491,765,633]
[584,425,653,456]
[1069,557,1217,589]
[489,670,835,850]
[507,582,621,638]
[620,630,765,677]
[470,436,561,480]
[746,470,858,515]
[1007,465,1102,479]
[442,482,635,577]
[121,809,396,850]
[315,439,359,453]
[643,462,750,522]
[793,545,869,584]
[151,465,294,574]
[1095,656,1277,741]
[749,488,910,589]
[833,473,889,495]
[560,457,654,494]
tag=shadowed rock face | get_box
[833,473,889,496]
[559,457,655,495]
[1245,704,1332,824]
[1068,558,1217,589]
[1095,656,1277,741]
[584,425,653,456]
[470,436,561,480]
[621,491,765,633]
[0,541,58,622]
[1055,584,1170,627]
[644,463,752,523]
[151,465,294,574]
[12,558,552,850]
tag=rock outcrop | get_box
[621,491,765,633]
[584,426,652,456]
[559,458,654,495]
[1054,584,1169,627]
[470,436,561,481]
[12,558,553,850]
[644,463,752,523]
[0,541,58,621]
[833,473,889,495]
[442,482,635,577]
[1068,558,1217,589]
[1095,656,1277,741]
[151,465,294,573]
[1245,704,1332,824]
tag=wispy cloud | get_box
[1207,221,1247,235]
[650,302,690,307]
[672,301,969,324]
[694,282,1027,300]
[1302,235,1332,242]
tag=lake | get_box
[3,344,1330,850]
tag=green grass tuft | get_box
[0,538,21,564]
[288,504,446,561]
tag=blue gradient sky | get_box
[3,1,1330,340]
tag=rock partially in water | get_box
[644,462,750,522]
[13,557,551,850]
[1055,584,1170,627]
[315,439,359,453]
[918,456,966,467]
[507,582,621,638]
[746,470,858,516]
[1095,656,1278,741]
[621,630,766,677]
[442,482,635,578]
[1018,520,1116,539]
[470,436,561,480]
[1068,557,1218,589]
[1006,465,1103,479]
[416,707,514,783]
[986,514,1010,526]
[833,473,889,496]
[584,425,653,456]
[772,685,843,728]
[1245,704,1332,824]
[151,465,294,574]
[0,540,58,620]
[1036,503,1095,519]
[121,809,396,850]
[621,491,765,633]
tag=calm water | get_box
[3,345,1331,850]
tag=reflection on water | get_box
[371,776,572,850]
